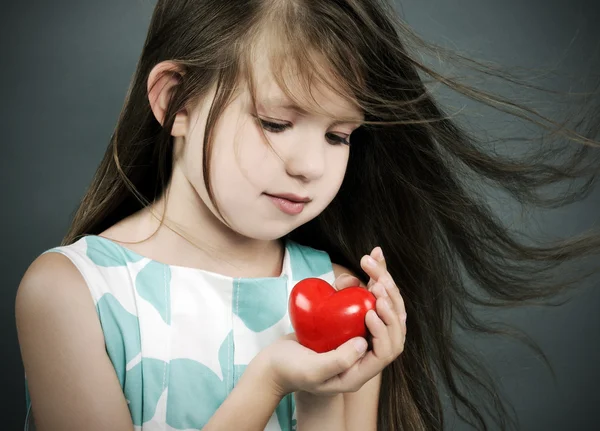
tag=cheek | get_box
[224,121,283,190]
[181,133,206,187]
[301,150,349,221]
[236,137,272,172]
[325,149,350,191]
[209,133,273,201]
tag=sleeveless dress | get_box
[24,235,336,431]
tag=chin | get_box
[231,219,305,242]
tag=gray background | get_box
[2,0,599,429]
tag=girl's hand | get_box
[321,247,407,392]
[361,245,407,354]
[258,332,369,398]
[257,247,406,398]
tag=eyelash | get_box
[257,118,351,146]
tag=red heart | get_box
[289,277,377,353]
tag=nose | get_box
[284,136,326,182]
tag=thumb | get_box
[333,273,362,291]
[316,337,368,380]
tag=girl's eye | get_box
[325,133,350,146]
[258,118,290,133]
[257,117,350,146]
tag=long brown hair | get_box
[63,0,600,429]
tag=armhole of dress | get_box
[41,248,98,301]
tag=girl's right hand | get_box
[257,332,369,397]
[254,253,407,399]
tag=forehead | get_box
[247,49,364,122]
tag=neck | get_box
[131,173,285,278]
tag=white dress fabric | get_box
[24,235,335,431]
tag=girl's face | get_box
[173,57,363,241]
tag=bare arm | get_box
[16,253,134,431]
[295,392,346,431]
[295,377,380,431]
[202,358,284,431]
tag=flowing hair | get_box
[63,0,600,429]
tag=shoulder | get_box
[15,251,105,363]
[16,251,100,340]
[17,251,88,303]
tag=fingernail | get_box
[401,313,407,324]
[374,247,384,261]
[353,338,367,354]
[366,256,377,268]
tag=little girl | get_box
[16,0,600,430]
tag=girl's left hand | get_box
[323,246,407,392]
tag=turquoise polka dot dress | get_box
[24,235,336,431]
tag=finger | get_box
[371,282,388,301]
[332,273,362,291]
[317,357,373,394]
[371,246,386,269]
[374,295,396,327]
[379,273,405,317]
[317,312,390,394]
[366,309,390,343]
[361,254,387,286]
[363,248,406,326]
[373,282,406,342]
[371,282,400,318]
[318,308,402,394]
[371,282,398,323]
[375,297,405,351]
[313,337,368,382]
[370,248,400,305]
[358,311,397,366]
[365,247,386,289]
[343,345,393,386]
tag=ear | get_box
[147,61,188,137]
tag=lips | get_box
[267,193,311,203]
[265,193,310,215]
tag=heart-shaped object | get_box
[289,277,377,353]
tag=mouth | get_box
[266,193,311,203]
[264,193,310,215]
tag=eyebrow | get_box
[260,97,364,124]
